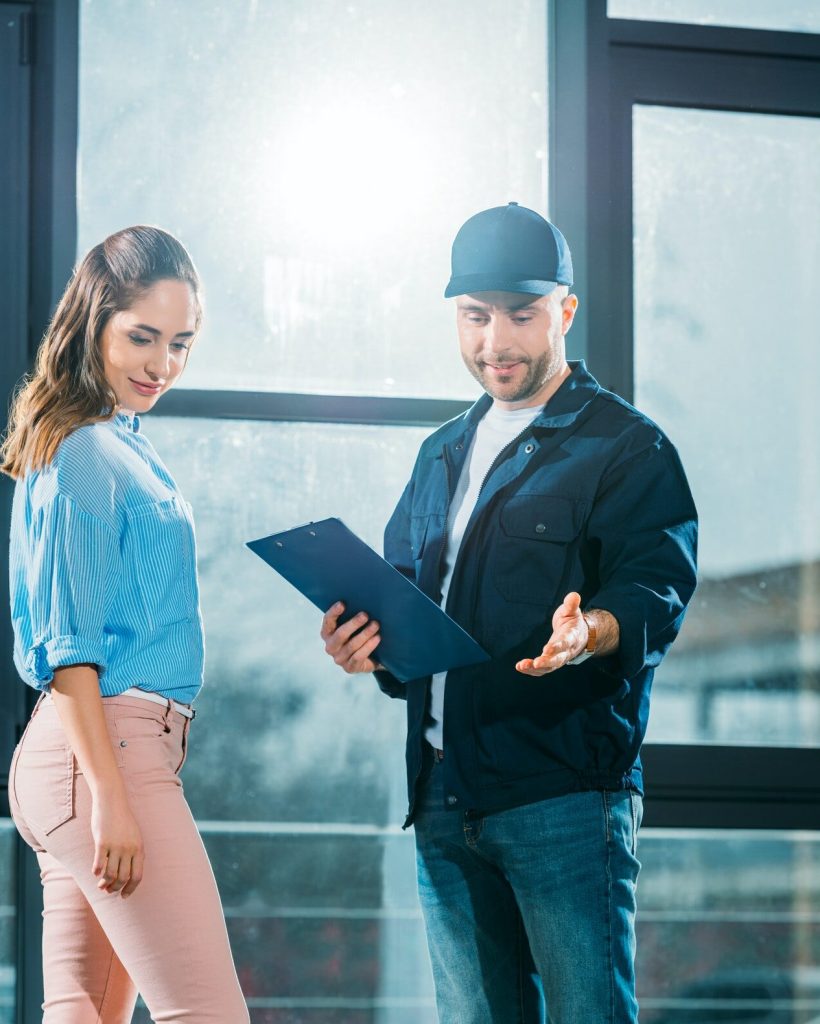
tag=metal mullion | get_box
[607,16,820,62]
[642,743,820,830]
[156,389,473,428]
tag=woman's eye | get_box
[170,342,190,352]
[129,335,152,345]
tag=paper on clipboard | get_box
[246,517,489,683]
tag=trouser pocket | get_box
[13,741,75,838]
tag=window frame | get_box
[550,0,820,829]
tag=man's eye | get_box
[513,317,533,325]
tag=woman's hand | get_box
[91,786,145,897]
[50,665,146,898]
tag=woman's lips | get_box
[129,379,163,396]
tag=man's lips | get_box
[482,361,524,374]
[129,378,163,396]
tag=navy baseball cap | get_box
[444,202,573,298]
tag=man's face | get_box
[456,289,578,408]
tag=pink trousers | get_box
[8,694,250,1023]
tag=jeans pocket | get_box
[13,742,75,837]
[174,719,191,775]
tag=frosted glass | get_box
[633,105,820,746]
[637,830,820,1022]
[78,0,547,399]
[145,415,426,824]
[609,0,820,33]
[139,415,435,1022]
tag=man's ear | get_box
[562,293,579,334]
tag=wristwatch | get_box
[568,613,597,666]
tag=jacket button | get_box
[535,523,546,534]
[447,794,458,806]
[524,443,535,454]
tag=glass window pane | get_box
[638,830,820,1021]
[140,415,435,1020]
[77,1,548,399]
[633,105,820,746]
[609,0,820,33]
[0,821,15,1024]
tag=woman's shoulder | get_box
[44,421,124,525]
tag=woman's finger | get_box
[121,849,145,898]
[93,845,109,878]
[100,852,122,891]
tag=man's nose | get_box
[484,315,511,353]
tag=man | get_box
[321,202,697,1023]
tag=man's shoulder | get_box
[586,385,674,453]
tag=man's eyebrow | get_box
[504,300,537,313]
[133,323,195,339]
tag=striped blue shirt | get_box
[9,412,204,704]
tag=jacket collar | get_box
[429,360,600,456]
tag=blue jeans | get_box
[414,755,642,1024]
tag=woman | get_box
[3,226,249,1023]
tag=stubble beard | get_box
[469,347,564,404]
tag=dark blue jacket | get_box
[376,362,698,825]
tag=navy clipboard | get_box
[246,517,489,683]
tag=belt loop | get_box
[31,690,48,718]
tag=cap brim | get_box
[444,273,567,298]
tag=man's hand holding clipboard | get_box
[246,517,489,683]
[320,602,384,675]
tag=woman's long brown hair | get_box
[1,225,202,479]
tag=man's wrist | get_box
[567,609,619,665]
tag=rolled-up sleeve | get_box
[586,441,698,681]
[13,492,121,688]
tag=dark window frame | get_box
[550,0,820,829]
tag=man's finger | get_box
[344,631,381,672]
[325,611,371,653]
[332,620,379,663]
[320,602,345,641]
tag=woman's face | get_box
[100,279,198,413]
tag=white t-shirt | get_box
[425,402,543,749]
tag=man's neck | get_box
[492,362,572,412]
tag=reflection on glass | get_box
[78,0,547,399]
[633,105,820,746]
[0,822,15,1024]
[609,0,820,33]
[141,416,435,1021]
[638,830,820,1022]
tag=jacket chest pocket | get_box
[123,497,198,630]
[491,494,586,606]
